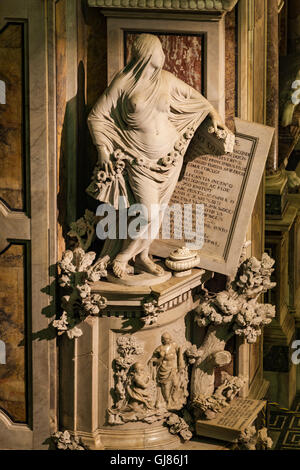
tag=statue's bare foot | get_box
[112,258,133,278]
[135,255,165,276]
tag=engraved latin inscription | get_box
[213,398,264,430]
[169,131,257,257]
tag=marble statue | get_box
[150,332,188,410]
[87,33,227,280]
[126,362,156,412]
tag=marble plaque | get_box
[151,118,274,276]
[195,398,266,442]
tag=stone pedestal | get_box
[287,194,300,325]
[264,207,297,408]
[59,269,207,450]
[287,194,300,394]
[265,170,288,219]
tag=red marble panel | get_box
[125,32,203,93]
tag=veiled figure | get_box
[87,33,226,279]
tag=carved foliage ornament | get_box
[50,431,88,450]
[195,253,276,343]
[142,299,165,325]
[234,426,273,451]
[54,245,108,339]
[187,252,276,419]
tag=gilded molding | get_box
[87,0,239,12]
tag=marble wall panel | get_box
[225,7,236,132]
[0,24,24,210]
[249,335,261,384]
[252,0,267,259]
[84,10,107,217]
[56,0,68,258]
[0,244,26,423]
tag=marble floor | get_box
[268,395,300,450]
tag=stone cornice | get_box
[87,0,239,12]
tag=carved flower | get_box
[174,139,185,154]
[222,315,234,323]
[215,291,240,316]
[168,150,180,162]
[77,283,91,299]
[51,430,87,450]
[114,148,126,160]
[239,426,257,445]
[198,302,215,317]
[256,303,275,324]
[161,155,173,166]
[184,128,195,140]
[210,311,223,325]
[59,250,76,274]
[93,294,107,310]
[72,249,96,272]
[82,301,99,316]
[53,312,69,332]
[248,257,261,273]
[261,253,275,270]
[87,256,109,282]
[59,274,71,288]
[96,170,108,182]
[135,156,147,167]
[115,160,125,172]
[196,317,210,327]
[67,326,83,339]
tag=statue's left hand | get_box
[97,144,115,176]
[209,109,228,133]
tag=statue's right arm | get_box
[87,74,124,168]
[151,347,161,365]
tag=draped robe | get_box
[87,51,214,261]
